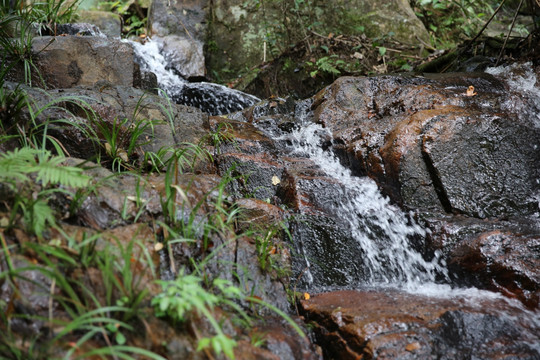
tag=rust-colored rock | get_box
[300,289,540,359]
[312,74,540,218]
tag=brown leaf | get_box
[405,342,421,352]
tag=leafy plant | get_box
[307,55,345,77]
[152,270,240,359]
[0,238,165,359]
[0,147,90,237]
[98,0,147,37]
[412,0,495,47]
[202,121,236,157]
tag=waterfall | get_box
[278,118,449,290]
[129,38,260,115]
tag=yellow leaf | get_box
[104,142,113,156]
[466,85,477,97]
[272,175,280,186]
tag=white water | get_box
[486,62,540,128]
[128,38,260,115]
[280,120,449,290]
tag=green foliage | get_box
[0,234,164,359]
[0,147,90,237]
[152,270,239,359]
[0,0,80,85]
[202,122,235,156]
[307,54,345,78]
[412,0,495,47]
[98,0,146,36]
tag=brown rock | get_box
[300,289,540,359]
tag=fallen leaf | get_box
[303,292,310,300]
[272,175,280,186]
[466,85,477,97]
[118,149,129,162]
[405,342,421,352]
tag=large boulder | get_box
[147,0,208,79]
[31,36,135,88]
[312,73,540,219]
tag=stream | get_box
[131,39,540,357]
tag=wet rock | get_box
[0,254,59,319]
[151,35,206,80]
[55,23,104,36]
[236,198,285,228]
[313,74,540,218]
[31,36,134,88]
[300,289,540,360]
[250,318,322,360]
[74,161,221,230]
[212,118,284,200]
[420,213,540,309]
[218,152,284,201]
[236,236,290,312]
[278,162,342,215]
[289,214,368,290]
[421,109,540,218]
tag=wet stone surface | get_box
[300,289,540,360]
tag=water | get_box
[129,38,260,115]
[278,119,449,290]
[486,62,540,127]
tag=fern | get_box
[24,198,56,237]
[0,146,90,237]
[0,147,90,188]
[32,154,90,188]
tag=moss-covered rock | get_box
[206,0,429,82]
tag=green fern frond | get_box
[24,198,56,237]
[0,147,40,181]
[32,155,90,188]
[0,147,90,188]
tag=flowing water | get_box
[279,120,449,290]
[129,39,260,115]
[134,45,540,349]
[131,42,538,301]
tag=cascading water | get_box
[129,38,260,115]
[276,116,448,290]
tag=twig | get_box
[465,0,508,49]
[415,34,437,51]
[496,0,525,65]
